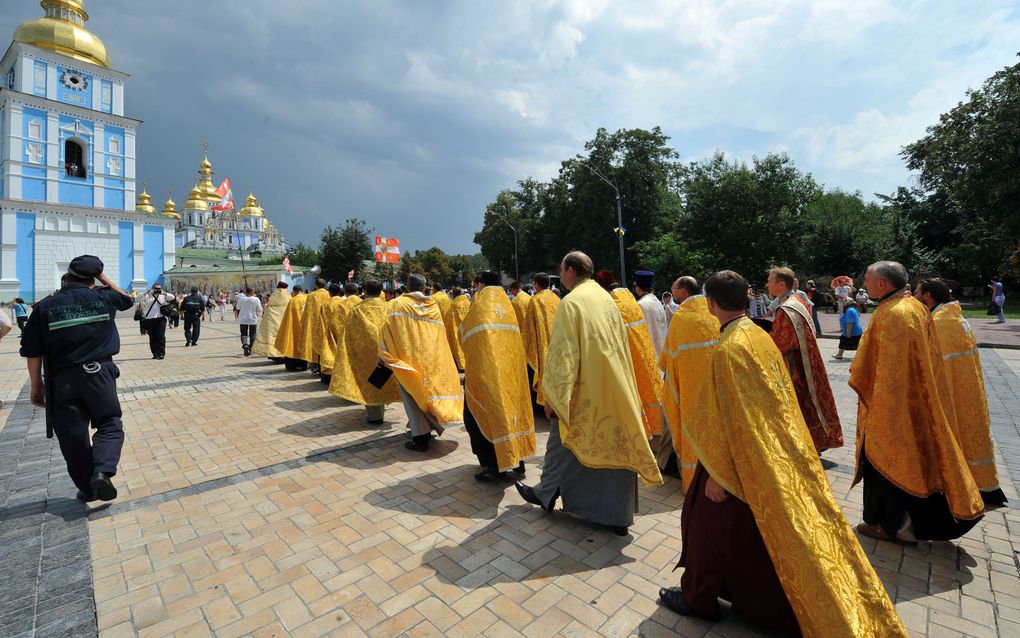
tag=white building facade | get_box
[0,0,175,301]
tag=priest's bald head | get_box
[865,261,908,300]
[560,251,593,290]
[672,276,699,302]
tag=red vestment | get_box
[770,299,843,450]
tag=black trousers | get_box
[240,324,257,348]
[183,313,201,344]
[464,404,498,469]
[50,362,125,493]
[141,317,167,357]
[17,316,27,331]
[169,314,180,329]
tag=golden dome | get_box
[195,153,221,204]
[183,184,208,211]
[239,192,264,217]
[161,195,181,221]
[13,1,109,68]
[135,188,156,215]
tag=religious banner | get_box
[374,236,400,264]
[212,178,234,211]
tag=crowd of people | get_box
[7,251,1010,637]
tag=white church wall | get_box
[33,215,119,293]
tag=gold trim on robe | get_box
[932,301,1002,494]
[380,292,464,425]
[252,289,291,358]
[300,288,330,364]
[686,316,908,638]
[610,288,664,437]
[274,292,307,360]
[522,289,560,406]
[541,279,662,486]
[659,294,719,490]
[329,297,400,405]
[462,286,537,471]
[849,293,984,522]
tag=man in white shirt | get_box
[834,284,851,315]
[635,270,668,357]
[137,284,174,359]
[234,287,263,356]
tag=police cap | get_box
[68,255,104,279]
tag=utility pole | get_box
[580,161,626,287]
[498,216,519,283]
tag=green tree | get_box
[797,189,889,279]
[263,242,318,270]
[319,219,372,282]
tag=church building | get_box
[0,0,175,301]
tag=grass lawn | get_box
[960,299,1020,320]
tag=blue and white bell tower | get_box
[0,0,175,301]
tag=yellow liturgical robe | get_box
[610,288,664,437]
[932,301,1002,494]
[329,297,400,405]
[541,279,662,486]
[659,294,719,490]
[444,294,470,370]
[321,296,363,373]
[273,292,307,360]
[432,291,452,318]
[318,296,345,372]
[461,286,537,471]
[510,291,531,327]
[380,292,464,425]
[686,316,907,638]
[299,288,330,364]
[252,288,291,358]
[522,289,560,406]
[850,293,984,522]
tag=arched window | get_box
[64,139,86,178]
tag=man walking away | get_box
[12,297,29,332]
[235,288,263,356]
[19,255,134,502]
[180,287,204,346]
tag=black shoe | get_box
[244,347,251,357]
[475,467,507,481]
[184,342,191,347]
[658,588,721,622]
[515,481,555,511]
[367,419,385,425]
[152,355,158,359]
[90,472,118,502]
[509,461,526,479]
[192,342,198,346]
[76,490,98,503]
[405,440,429,452]
[613,526,629,536]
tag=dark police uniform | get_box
[180,292,205,346]
[19,274,134,498]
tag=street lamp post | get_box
[498,216,520,283]
[580,162,626,287]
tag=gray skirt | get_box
[532,419,639,527]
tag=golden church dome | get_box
[195,153,221,204]
[161,194,181,220]
[134,188,156,215]
[13,1,109,68]
[239,192,264,217]
[183,184,208,211]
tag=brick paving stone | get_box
[4,316,1020,636]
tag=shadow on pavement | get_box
[279,412,393,436]
[268,380,332,393]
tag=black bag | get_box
[987,302,1001,316]
[367,365,394,389]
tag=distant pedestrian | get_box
[218,292,228,320]
[835,300,863,359]
[12,297,29,332]
[990,276,1006,324]
[235,288,262,356]
[137,284,172,359]
[805,280,823,334]
[180,286,205,346]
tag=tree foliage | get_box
[319,219,373,282]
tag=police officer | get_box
[20,255,134,502]
[180,286,205,346]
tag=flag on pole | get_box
[283,255,292,273]
[212,178,234,211]
[375,236,400,264]
[347,268,355,281]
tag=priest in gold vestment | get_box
[252,281,291,360]
[521,273,560,407]
[509,281,531,327]
[443,288,470,371]
[851,262,984,544]
[316,283,345,384]
[658,276,718,489]
[380,274,464,451]
[431,287,452,318]
[462,271,536,480]
[516,252,662,536]
[596,269,663,437]
[659,270,906,638]
[320,283,362,384]
[299,279,330,369]
[916,277,1006,506]
[329,279,399,424]
[274,285,308,371]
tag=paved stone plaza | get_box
[2,315,1020,637]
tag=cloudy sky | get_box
[4,1,1019,254]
